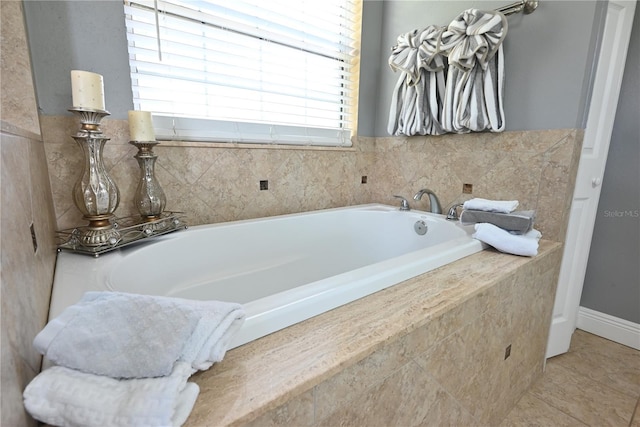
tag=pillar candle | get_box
[128,111,156,141]
[70,70,105,110]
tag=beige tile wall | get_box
[41,117,581,243]
[315,248,561,426]
[1,1,58,425]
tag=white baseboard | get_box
[577,306,640,350]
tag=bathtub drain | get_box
[414,220,428,235]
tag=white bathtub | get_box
[49,204,485,349]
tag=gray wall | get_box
[24,0,134,118]
[24,0,601,136]
[580,5,640,324]
[357,1,385,137]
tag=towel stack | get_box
[461,198,541,256]
[23,291,245,427]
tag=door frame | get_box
[546,0,636,358]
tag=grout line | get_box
[413,360,480,425]
[533,361,608,427]
[531,388,590,426]
[526,372,587,425]
[629,396,640,427]
[550,338,639,425]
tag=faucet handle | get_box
[393,195,411,211]
[446,203,464,220]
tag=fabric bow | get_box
[389,25,447,85]
[440,9,507,71]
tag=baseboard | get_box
[576,306,640,350]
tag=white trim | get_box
[152,115,353,147]
[577,306,640,350]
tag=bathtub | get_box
[49,204,485,349]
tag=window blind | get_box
[123,0,362,146]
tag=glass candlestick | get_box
[69,108,121,246]
[130,141,166,219]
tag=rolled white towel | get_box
[463,198,519,213]
[473,223,541,256]
[33,291,245,378]
[23,362,198,427]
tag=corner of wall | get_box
[1,1,58,425]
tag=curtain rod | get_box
[496,0,539,16]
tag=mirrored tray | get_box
[56,211,187,257]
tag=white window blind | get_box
[123,0,362,147]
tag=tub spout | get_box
[413,189,442,214]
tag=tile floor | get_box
[502,329,640,426]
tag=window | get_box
[123,0,362,146]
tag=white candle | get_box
[70,70,105,110]
[128,110,156,141]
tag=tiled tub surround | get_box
[1,1,58,425]
[37,115,574,424]
[183,240,562,426]
[40,115,581,243]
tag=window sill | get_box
[156,138,359,152]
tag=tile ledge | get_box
[1,119,42,141]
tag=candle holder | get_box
[129,140,166,220]
[69,107,121,246]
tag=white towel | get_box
[473,223,541,256]
[33,291,245,378]
[23,362,199,427]
[462,198,519,213]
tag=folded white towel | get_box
[462,198,519,213]
[473,223,541,256]
[23,362,198,427]
[33,291,245,378]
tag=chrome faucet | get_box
[393,195,411,211]
[446,203,464,220]
[413,189,442,214]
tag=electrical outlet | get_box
[463,183,473,194]
[504,344,512,360]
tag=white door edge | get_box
[546,0,636,358]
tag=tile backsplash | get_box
[41,116,581,243]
